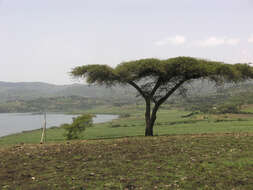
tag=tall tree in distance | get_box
[71,57,253,136]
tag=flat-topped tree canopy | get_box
[71,56,253,136]
[72,57,252,84]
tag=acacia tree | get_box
[71,57,252,136]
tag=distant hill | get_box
[0,96,109,113]
[1,80,252,104]
[0,81,136,103]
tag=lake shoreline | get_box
[0,113,118,138]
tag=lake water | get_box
[0,113,118,137]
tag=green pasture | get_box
[1,105,253,145]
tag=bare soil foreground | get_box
[0,134,253,190]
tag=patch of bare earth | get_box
[0,133,253,190]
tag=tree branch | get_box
[150,77,162,97]
[157,79,187,106]
[151,97,158,104]
[128,81,147,98]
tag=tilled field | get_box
[0,134,253,190]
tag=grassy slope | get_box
[0,134,253,190]
[1,105,253,145]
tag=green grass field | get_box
[1,105,253,145]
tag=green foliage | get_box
[184,100,242,114]
[180,82,253,114]
[62,114,93,140]
[71,57,253,85]
[215,103,241,114]
[71,65,117,86]
[0,96,110,113]
[71,57,253,113]
[0,82,138,111]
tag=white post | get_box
[40,112,46,144]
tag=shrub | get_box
[120,113,131,118]
[216,104,240,114]
[62,114,93,140]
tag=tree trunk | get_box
[145,115,157,136]
[145,114,154,136]
[145,99,153,136]
[145,123,153,136]
[145,102,160,136]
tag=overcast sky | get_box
[1,0,253,84]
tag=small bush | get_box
[110,124,121,128]
[110,124,132,128]
[216,104,240,114]
[181,111,200,118]
[62,114,93,140]
[120,113,131,118]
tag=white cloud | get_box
[155,35,186,46]
[226,38,240,45]
[196,37,224,47]
[196,37,240,47]
[248,35,253,43]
